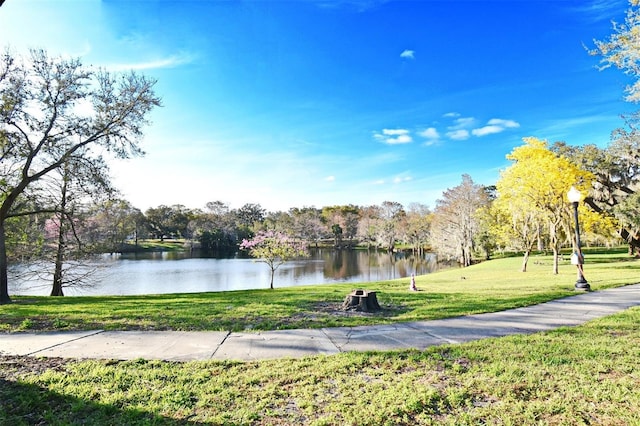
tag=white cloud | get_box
[444,116,474,140]
[374,128,413,145]
[388,135,412,144]
[443,112,460,118]
[441,116,520,139]
[324,175,336,182]
[472,118,521,137]
[472,125,504,136]
[487,118,520,128]
[451,117,476,129]
[106,53,194,71]
[419,127,440,146]
[382,129,408,136]
[400,49,415,59]
[393,176,412,184]
[419,127,439,139]
[446,129,470,140]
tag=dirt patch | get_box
[0,355,72,379]
[313,302,380,317]
[311,301,408,317]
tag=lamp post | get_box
[567,186,590,291]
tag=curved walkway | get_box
[2,284,640,362]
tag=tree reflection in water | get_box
[9,248,447,296]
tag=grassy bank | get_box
[2,250,638,333]
[2,306,639,425]
[120,239,188,252]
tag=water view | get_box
[9,249,445,296]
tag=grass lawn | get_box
[1,249,639,425]
[2,305,639,424]
[1,249,639,333]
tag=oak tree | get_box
[0,49,160,303]
[552,140,639,254]
[590,0,640,102]
[587,0,640,253]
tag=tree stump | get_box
[342,289,381,312]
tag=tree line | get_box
[6,199,433,259]
[2,0,640,302]
[4,131,638,296]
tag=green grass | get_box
[2,250,639,425]
[1,250,639,333]
[122,239,187,252]
[2,306,639,425]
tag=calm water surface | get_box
[10,249,446,296]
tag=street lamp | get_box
[567,186,590,291]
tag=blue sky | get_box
[0,0,634,212]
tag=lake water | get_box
[9,249,446,296]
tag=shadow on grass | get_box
[584,256,640,264]
[0,378,202,425]
[581,246,630,255]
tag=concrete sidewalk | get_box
[2,284,640,362]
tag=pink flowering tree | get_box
[240,230,309,289]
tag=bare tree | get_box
[404,203,431,256]
[376,201,405,252]
[47,154,120,296]
[431,175,489,267]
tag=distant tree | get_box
[145,206,172,240]
[290,207,326,247]
[195,200,238,252]
[403,203,432,255]
[490,196,540,271]
[198,227,235,253]
[431,175,489,267]
[343,211,360,241]
[87,199,143,252]
[235,203,265,227]
[471,188,497,261]
[262,210,294,233]
[239,230,309,289]
[0,49,160,304]
[205,200,230,217]
[331,223,343,247]
[321,205,360,243]
[376,201,405,251]
[145,205,192,240]
[356,205,381,249]
[321,207,341,244]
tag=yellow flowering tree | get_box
[496,138,596,274]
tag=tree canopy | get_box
[0,49,160,303]
[591,0,640,102]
